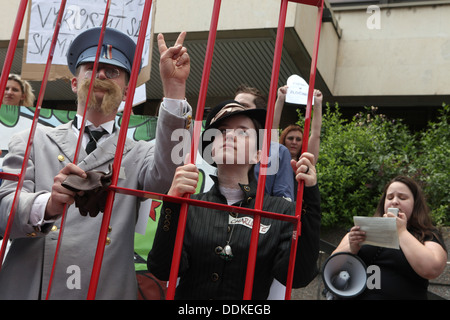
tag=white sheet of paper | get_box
[285,74,309,105]
[27,0,152,67]
[353,216,399,249]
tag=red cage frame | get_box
[0,0,324,300]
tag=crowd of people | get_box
[0,27,446,300]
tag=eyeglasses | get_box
[84,66,121,79]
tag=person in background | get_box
[234,85,294,201]
[1,74,35,238]
[333,176,447,299]
[2,74,36,107]
[148,100,321,299]
[277,86,322,165]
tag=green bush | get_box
[412,104,450,226]
[298,104,448,228]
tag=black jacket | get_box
[147,176,321,299]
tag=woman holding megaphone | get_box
[332,176,447,299]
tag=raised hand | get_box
[158,31,190,99]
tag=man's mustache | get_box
[80,78,119,97]
[78,78,124,115]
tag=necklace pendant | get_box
[220,244,233,261]
[224,244,232,256]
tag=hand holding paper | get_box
[353,216,400,249]
[285,75,309,105]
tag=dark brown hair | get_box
[234,84,267,109]
[375,176,446,249]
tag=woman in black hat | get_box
[148,100,321,299]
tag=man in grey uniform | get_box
[0,28,192,299]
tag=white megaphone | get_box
[322,252,367,299]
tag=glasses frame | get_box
[84,65,121,79]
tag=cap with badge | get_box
[67,27,139,75]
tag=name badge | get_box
[229,216,271,234]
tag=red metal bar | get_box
[74,11,113,164]
[0,172,20,182]
[284,0,324,299]
[0,0,68,269]
[243,0,289,300]
[32,0,69,296]
[290,0,322,6]
[111,186,299,225]
[164,0,324,300]
[0,0,29,266]
[86,0,154,300]
[45,0,113,300]
[0,0,28,110]
[0,0,323,300]
[189,0,222,165]
[245,0,324,299]
[37,0,70,299]
[166,0,223,300]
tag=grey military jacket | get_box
[0,104,192,300]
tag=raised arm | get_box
[158,32,190,100]
[308,89,322,165]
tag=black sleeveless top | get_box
[356,233,444,300]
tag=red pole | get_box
[46,0,113,300]
[86,0,154,300]
[0,0,28,110]
[0,0,68,269]
[0,0,28,267]
[284,0,324,299]
[166,0,223,300]
[242,0,289,300]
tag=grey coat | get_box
[0,105,191,300]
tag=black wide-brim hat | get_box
[201,100,267,166]
[67,27,138,75]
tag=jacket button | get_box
[211,273,219,282]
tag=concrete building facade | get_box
[1,0,449,129]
